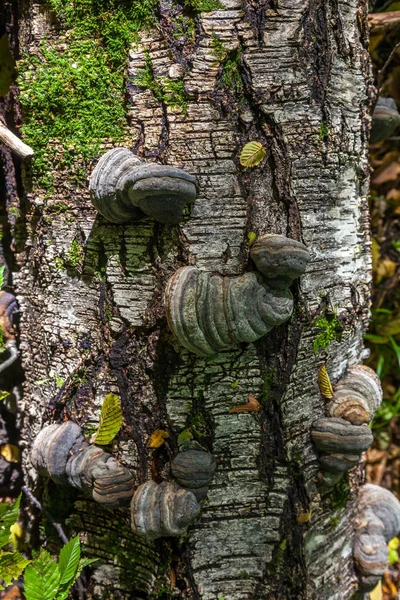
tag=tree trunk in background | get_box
[0,0,373,598]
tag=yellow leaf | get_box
[298,510,312,523]
[147,429,170,448]
[248,232,257,246]
[9,522,23,551]
[318,365,333,398]
[0,444,20,463]
[388,537,399,550]
[229,394,261,413]
[369,580,382,600]
[92,393,123,445]
[240,142,266,168]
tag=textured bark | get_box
[2,0,374,598]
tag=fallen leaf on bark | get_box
[147,430,170,448]
[229,395,261,413]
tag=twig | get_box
[22,485,85,597]
[369,11,400,34]
[0,122,34,160]
[378,40,400,91]
[22,485,69,544]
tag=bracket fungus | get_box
[165,234,310,356]
[311,364,382,475]
[170,447,216,501]
[30,422,134,508]
[311,417,373,473]
[370,97,400,144]
[0,291,19,374]
[354,484,400,591]
[130,480,201,540]
[89,147,197,225]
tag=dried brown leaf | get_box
[229,394,261,413]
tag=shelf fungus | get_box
[131,480,201,540]
[30,422,134,508]
[311,417,373,473]
[89,147,197,225]
[354,484,400,591]
[312,365,382,476]
[170,448,216,501]
[0,291,19,374]
[370,97,400,144]
[165,234,310,356]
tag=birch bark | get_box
[1,0,374,598]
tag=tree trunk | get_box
[1,0,373,598]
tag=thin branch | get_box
[0,122,34,160]
[22,485,69,544]
[22,486,85,598]
[378,40,400,91]
[369,11,400,34]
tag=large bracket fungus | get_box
[89,147,197,225]
[30,422,135,508]
[0,291,19,374]
[165,234,310,356]
[31,421,216,539]
[311,365,382,477]
[354,484,400,591]
[131,480,201,540]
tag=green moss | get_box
[65,238,84,269]
[184,0,222,10]
[313,313,342,354]
[318,121,329,141]
[172,15,196,40]
[18,0,158,189]
[135,52,188,113]
[211,34,244,96]
[260,368,276,404]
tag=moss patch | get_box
[135,52,188,113]
[17,0,158,189]
[313,313,342,354]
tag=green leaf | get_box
[92,393,123,445]
[58,535,80,585]
[0,495,21,549]
[56,557,99,600]
[239,141,266,168]
[24,549,61,600]
[388,547,399,565]
[0,551,30,590]
[177,429,193,446]
[0,266,5,289]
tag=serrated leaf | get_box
[0,266,5,289]
[239,142,266,168]
[24,549,60,600]
[229,394,261,413]
[147,429,169,448]
[177,429,193,447]
[317,365,333,398]
[0,495,21,550]
[56,557,99,600]
[92,393,123,445]
[0,444,21,463]
[58,535,80,585]
[0,551,30,590]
